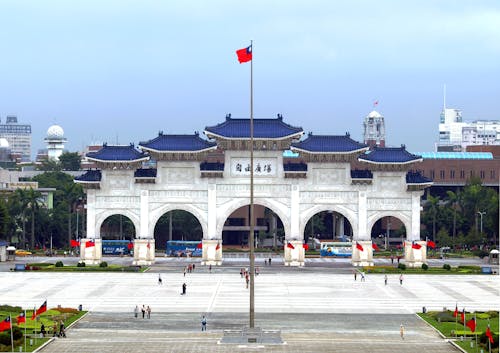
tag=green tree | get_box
[59,152,81,171]
[39,159,62,171]
[0,199,10,240]
[25,187,43,249]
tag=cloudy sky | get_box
[1,0,499,157]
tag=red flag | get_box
[466,318,476,333]
[147,241,151,249]
[215,242,220,250]
[427,240,436,249]
[196,242,203,249]
[85,240,95,248]
[453,304,458,318]
[373,100,379,106]
[287,242,295,249]
[303,243,309,250]
[70,239,80,247]
[356,242,364,251]
[412,242,422,250]
[372,243,380,251]
[0,317,11,332]
[127,242,134,250]
[31,301,47,320]
[236,45,252,63]
[486,325,494,343]
[16,312,25,324]
[460,309,465,323]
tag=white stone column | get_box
[351,240,373,267]
[201,239,222,266]
[357,191,367,240]
[404,240,427,268]
[410,192,423,241]
[133,239,155,266]
[140,190,149,239]
[86,191,96,239]
[80,239,102,265]
[283,240,305,267]
[284,185,302,266]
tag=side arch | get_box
[299,205,358,241]
[366,212,411,240]
[149,204,207,240]
[95,210,140,239]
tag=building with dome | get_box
[363,110,385,149]
[44,124,67,161]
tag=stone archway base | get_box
[80,238,102,265]
[404,240,427,268]
[201,239,222,266]
[284,240,305,266]
[133,239,155,266]
[351,241,374,267]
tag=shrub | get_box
[55,261,64,267]
[398,263,406,270]
[55,307,79,314]
[77,262,86,267]
[99,261,108,268]
[443,263,451,270]
[421,263,428,270]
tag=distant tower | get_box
[363,110,386,149]
[44,124,66,161]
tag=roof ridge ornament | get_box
[225,113,231,120]
[277,113,283,121]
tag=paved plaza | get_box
[0,256,498,352]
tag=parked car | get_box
[15,249,32,256]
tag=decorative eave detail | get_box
[74,170,101,189]
[204,114,304,150]
[358,145,422,171]
[138,132,217,161]
[290,133,369,162]
[283,162,307,178]
[86,143,149,170]
[406,171,433,191]
[350,169,373,185]
[200,162,224,178]
[134,168,157,184]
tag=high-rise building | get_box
[0,116,32,162]
[363,110,386,149]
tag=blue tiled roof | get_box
[86,144,149,162]
[415,152,493,160]
[134,168,157,178]
[406,171,433,184]
[204,114,303,139]
[200,162,225,171]
[351,169,373,179]
[283,162,307,172]
[358,146,422,164]
[139,133,217,152]
[291,133,368,153]
[74,170,102,182]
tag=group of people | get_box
[183,263,196,276]
[40,321,65,338]
[134,305,152,319]
[353,271,404,285]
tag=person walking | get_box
[268,257,272,266]
[384,275,388,285]
[361,271,365,282]
[181,282,187,295]
[141,305,146,318]
[59,321,66,337]
[134,305,139,318]
[183,267,186,277]
[201,315,207,331]
[209,264,212,273]
[399,274,404,285]
[400,323,405,339]
[353,270,357,281]
[146,306,151,319]
[158,274,162,285]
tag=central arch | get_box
[299,205,357,241]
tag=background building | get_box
[0,116,31,162]
[363,110,386,149]
[44,124,67,161]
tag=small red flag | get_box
[373,100,379,106]
[287,242,295,249]
[303,243,309,250]
[127,242,134,250]
[0,317,11,332]
[486,325,494,343]
[466,318,476,333]
[31,301,47,320]
[85,240,95,248]
[215,242,220,250]
[147,241,151,249]
[236,45,252,63]
[453,304,458,318]
[16,312,25,324]
[412,242,422,250]
[196,242,203,249]
[70,239,80,247]
[460,309,465,323]
[427,240,436,249]
[372,243,380,251]
[356,242,364,251]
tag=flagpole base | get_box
[283,240,305,267]
[404,240,427,268]
[80,238,102,265]
[133,239,155,266]
[201,239,222,266]
[351,240,374,267]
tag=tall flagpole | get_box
[249,39,255,328]
[9,314,14,352]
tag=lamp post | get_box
[477,211,486,234]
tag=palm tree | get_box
[12,188,30,247]
[25,188,43,249]
[61,183,84,247]
[446,190,460,245]
[426,195,440,242]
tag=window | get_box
[450,170,455,179]
[430,170,435,179]
[480,170,485,179]
[491,170,496,179]
[440,170,445,179]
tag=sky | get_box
[1,0,499,158]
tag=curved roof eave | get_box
[86,156,150,163]
[138,145,217,154]
[291,146,369,155]
[357,158,423,165]
[203,130,304,141]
